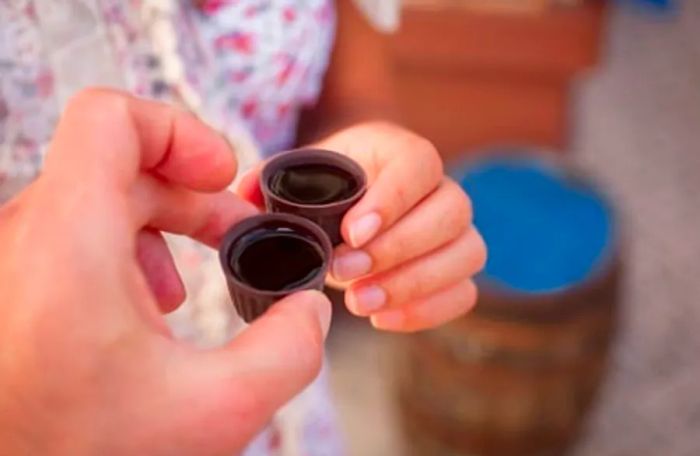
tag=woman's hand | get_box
[0,89,331,455]
[239,122,486,332]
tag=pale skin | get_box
[238,123,487,331]
[0,90,485,454]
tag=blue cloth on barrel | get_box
[456,156,615,294]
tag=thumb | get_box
[186,290,332,451]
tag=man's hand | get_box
[0,89,331,455]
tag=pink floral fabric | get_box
[194,0,336,153]
[0,0,335,200]
[0,1,343,455]
[0,1,58,201]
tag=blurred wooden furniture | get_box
[388,1,607,160]
[406,0,551,14]
[404,0,588,14]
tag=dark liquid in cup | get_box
[270,164,359,205]
[230,229,324,291]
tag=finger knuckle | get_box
[226,387,268,423]
[67,88,129,121]
[287,336,323,385]
[390,184,411,214]
[445,184,472,234]
[443,199,470,239]
[474,231,488,272]
[387,276,419,306]
[290,316,325,376]
[295,343,323,383]
[66,87,102,108]
[416,138,444,181]
[266,294,326,377]
[460,280,479,310]
[404,306,438,333]
[371,235,407,271]
[458,231,487,277]
[368,119,399,132]
[460,189,474,223]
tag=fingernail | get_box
[303,290,333,339]
[348,285,386,315]
[315,293,333,339]
[348,212,381,248]
[332,250,373,281]
[370,310,404,330]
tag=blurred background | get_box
[325,0,700,455]
[1,0,697,454]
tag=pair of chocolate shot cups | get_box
[219,149,367,322]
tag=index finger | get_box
[44,88,237,193]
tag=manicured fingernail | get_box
[348,285,386,315]
[348,212,381,248]
[370,310,404,330]
[332,250,373,281]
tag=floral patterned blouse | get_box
[0,1,344,455]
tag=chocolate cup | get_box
[219,214,332,323]
[261,149,368,246]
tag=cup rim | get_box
[260,148,368,210]
[218,213,332,297]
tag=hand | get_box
[0,89,331,455]
[238,122,486,332]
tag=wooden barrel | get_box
[396,156,621,456]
